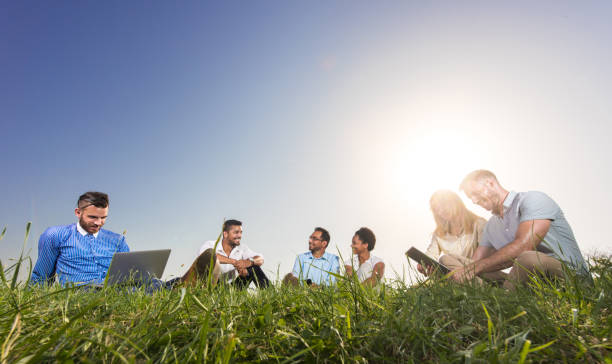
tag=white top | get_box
[425,218,486,260]
[199,240,263,283]
[345,254,384,282]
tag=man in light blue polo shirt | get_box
[446,170,589,289]
[283,227,340,287]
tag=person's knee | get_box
[439,255,453,267]
[439,254,463,269]
[513,251,540,271]
[282,273,299,286]
[202,248,215,259]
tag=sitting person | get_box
[449,170,589,289]
[31,191,216,287]
[417,190,494,277]
[198,219,269,289]
[344,227,385,286]
[283,227,340,287]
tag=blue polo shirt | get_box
[291,251,340,285]
[481,191,588,275]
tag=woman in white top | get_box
[417,189,486,276]
[345,227,385,286]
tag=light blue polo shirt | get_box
[481,191,589,275]
[291,251,340,285]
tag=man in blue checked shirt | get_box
[282,227,340,287]
[31,192,215,287]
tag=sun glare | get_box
[389,129,483,206]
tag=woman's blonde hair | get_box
[430,189,481,237]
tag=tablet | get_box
[405,247,450,275]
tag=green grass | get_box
[1,226,611,363]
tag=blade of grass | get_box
[517,339,531,364]
[207,222,224,290]
[23,298,103,364]
[10,222,31,290]
[481,302,494,347]
[1,313,21,364]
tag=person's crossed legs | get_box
[440,251,565,289]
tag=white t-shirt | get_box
[345,254,384,282]
[199,240,263,283]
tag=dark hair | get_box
[223,219,242,232]
[77,192,109,209]
[355,227,376,251]
[314,227,330,244]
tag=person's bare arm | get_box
[470,245,496,261]
[216,254,237,265]
[362,262,385,287]
[234,255,264,270]
[452,219,550,282]
[345,265,354,277]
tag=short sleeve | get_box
[519,191,560,222]
[469,218,487,253]
[331,255,341,274]
[479,223,493,247]
[328,255,340,283]
[343,254,357,268]
[425,234,441,258]
[291,256,302,278]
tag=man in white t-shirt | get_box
[198,219,269,289]
[344,227,385,286]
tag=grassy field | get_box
[1,227,611,363]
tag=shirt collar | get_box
[502,191,518,215]
[217,241,239,256]
[76,222,99,238]
[307,251,330,260]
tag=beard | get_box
[79,217,101,234]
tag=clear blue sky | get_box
[2,1,611,281]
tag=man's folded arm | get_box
[475,219,551,274]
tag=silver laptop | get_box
[104,249,171,285]
[405,246,450,275]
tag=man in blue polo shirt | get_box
[283,227,340,287]
[31,191,216,286]
[446,170,589,289]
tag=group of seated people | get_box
[30,169,590,291]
